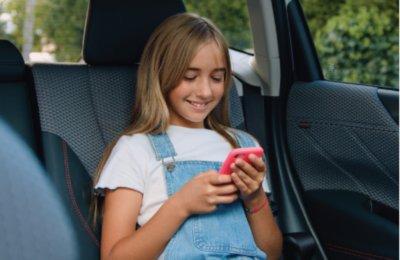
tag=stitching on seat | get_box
[325,243,393,260]
[62,140,100,247]
[87,67,107,151]
[287,118,398,133]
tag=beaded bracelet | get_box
[244,197,268,214]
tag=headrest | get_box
[0,40,25,81]
[83,0,186,66]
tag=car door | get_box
[267,0,398,259]
[184,0,398,259]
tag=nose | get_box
[195,78,213,99]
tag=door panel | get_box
[378,89,399,124]
[286,80,399,259]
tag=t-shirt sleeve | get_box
[94,136,147,196]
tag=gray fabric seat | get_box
[31,1,245,259]
[0,118,77,260]
[31,1,186,259]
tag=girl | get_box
[94,13,282,260]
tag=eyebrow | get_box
[186,67,226,72]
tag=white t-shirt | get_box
[95,125,269,226]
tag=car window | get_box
[300,0,399,89]
[2,0,254,62]
[183,0,254,54]
[0,0,87,62]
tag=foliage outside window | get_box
[2,0,397,90]
[1,0,253,61]
[301,0,399,89]
[0,0,87,62]
[184,0,253,53]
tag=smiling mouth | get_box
[187,100,209,109]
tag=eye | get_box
[211,77,223,82]
[184,68,199,81]
[183,74,197,81]
[211,74,225,82]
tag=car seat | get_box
[30,0,243,258]
[0,118,77,260]
[0,40,41,155]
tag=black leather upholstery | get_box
[0,118,78,260]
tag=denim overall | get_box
[148,130,267,259]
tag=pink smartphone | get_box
[219,147,264,175]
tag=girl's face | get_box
[168,41,226,128]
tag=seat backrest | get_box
[31,1,187,258]
[0,40,40,154]
[0,118,77,260]
[31,1,245,258]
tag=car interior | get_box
[0,117,78,259]
[0,0,398,259]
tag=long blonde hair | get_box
[131,13,234,135]
[92,13,238,223]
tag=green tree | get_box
[2,0,26,50]
[0,21,5,39]
[2,0,87,61]
[184,0,253,52]
[0,19,8,40]
[304,0,398,88]
[0,3,7,39]
[300,0,344,35]
[35,0,87,61]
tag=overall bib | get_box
[148,130,267,259]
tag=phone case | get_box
[219,147,264,175]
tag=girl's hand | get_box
[230,153,266,203]
[173,170,239,217]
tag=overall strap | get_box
[234,130,256,148]
[147,133,177,160]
